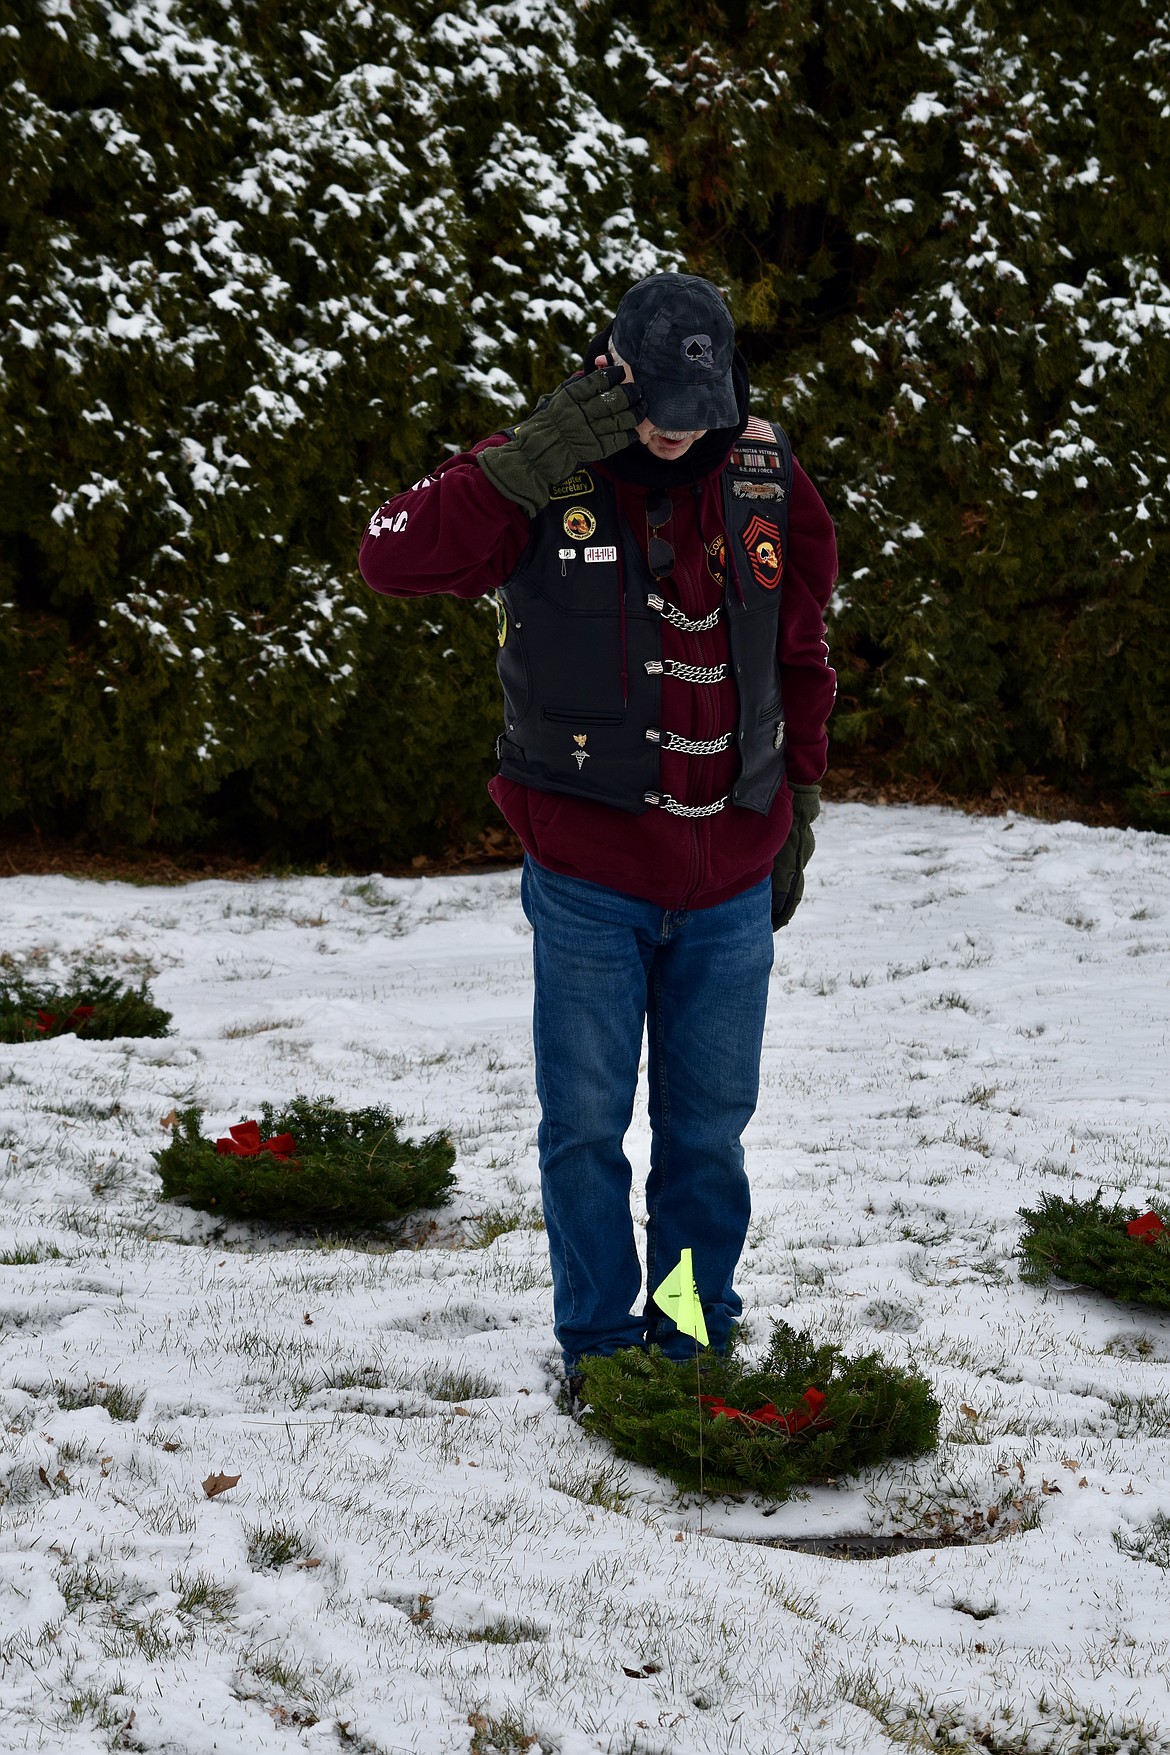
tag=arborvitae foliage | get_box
[608,0,1170,815]
[1018,1190,1170,1310]
[0,970,171,1042]
[0,0,671,860]
[581,1324,939,1500]
[6,3,1167,852]
[155,1097,456,1224]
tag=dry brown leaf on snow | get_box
[959,1404,979,1420]
[296,1557,323,1569]
[202,1471,241,1498]
[160,1109,179,1130]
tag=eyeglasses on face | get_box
[646,493,674,580]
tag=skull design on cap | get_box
[682,333,715,368]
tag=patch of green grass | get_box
[0,1242,63,1264]
[250,1651,311,1695]
[173,1570,236,1622]
[931,991,975,1012]
[60,1563,122,1615]
[1114,1511,1170,1569]
[98,1611,175,1661]
[247,1524,314,1570]
[468,1712,542,1754]
[54,1380,145,1422]
[837,1670,1170,1755]
[548,1461,632,1514]
[466,1618,546,1644]
[67,1683,133,1734]
[420,1366,499,1403]
[1106,1391,1170,1439]
[467,1203,545,1247]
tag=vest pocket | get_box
[541,708,625,726]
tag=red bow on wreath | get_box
[700,1385,829,1435]
[29,1005,95,1035]
[1126,1211,1166,1242]
[215,1120,297,1158]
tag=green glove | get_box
[477,365,639,516]
[771,784,820,931]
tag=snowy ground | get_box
[1,803,1169,1755]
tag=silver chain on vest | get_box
[643,790,730,818]
[641,523,743,813]
[646,593,722,635]
[645,728,734,756]
[644,659,729,685]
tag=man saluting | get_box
[360,272,837,1408]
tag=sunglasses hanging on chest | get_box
[644,493,723,634]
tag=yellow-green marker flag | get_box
[652,1248,708,1347]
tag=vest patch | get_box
[706,533,726,587]
[584,544,617,564]
[732,479,785,501]
[549,470,595,500]
[731,448,782,473]
[563,506,596,539]
[742,514,783,591]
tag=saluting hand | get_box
[477,364,641,518]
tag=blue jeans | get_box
[520,856,774,1372]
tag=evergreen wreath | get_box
[581,1322,939,1499]
[155,1097,456,1226]
[1018,1189,1170,1311]
[0,970,172,1043]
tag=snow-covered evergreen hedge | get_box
[0,0,672,856]
[3,0,1167,854]
[615,0,1170,819]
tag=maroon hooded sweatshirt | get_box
[359,346,837,912]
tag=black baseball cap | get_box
[611,272,738,430]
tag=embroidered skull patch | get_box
[741,514,783,590]
[681,333,715,368]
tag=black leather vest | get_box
[495,421,792,816]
